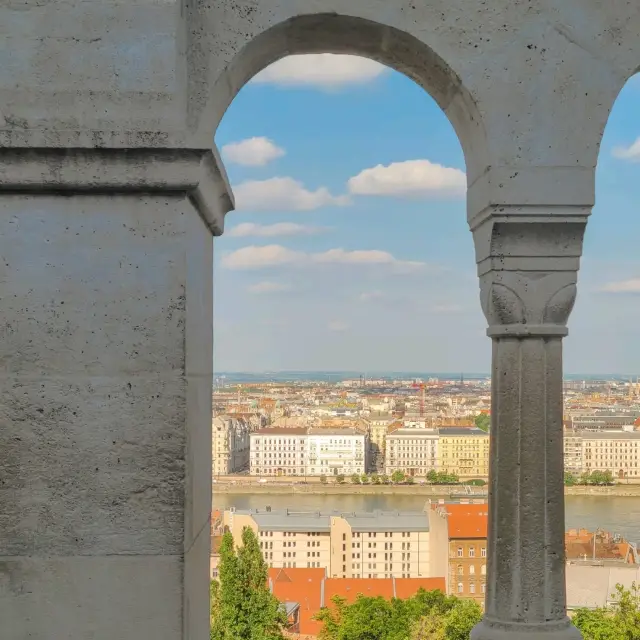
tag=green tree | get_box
[381,474,390,485]
[336,474,346,484]
[474,413,491,432]
[427,469,438,484]
[573,583,640,640]
[442,599,482,640]
[564,471,577,486]
[211,529,286,640]
[371,473,381,484]
[361,473,370,484]
[572,608,621,640]
[351,473,361,484]
[391,470,406,484]
[405,474,415,485]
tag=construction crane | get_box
[412,382,426,417]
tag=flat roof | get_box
[231,508,429,533]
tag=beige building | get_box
[366,412,395,472]
[565,430,640,479]
[222,508,432,580]
[249,427,307,476]
[212,415,251,476]
[438,427,490,479]
[385,429,439,477]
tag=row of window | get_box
[456,546,487,558]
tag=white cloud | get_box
[227,222,327,238]
[233,177,350,211]
[247,281,292,294]
[599,279,640,293]
[253,54,388,89]
[359,290,384,302]
[348,159,466,198]
[221,245,428,272]
[312,248,425,273]
[221,245,305,270]
[612,137,640,162]
[328,321,350,332]
[221,137,285,166]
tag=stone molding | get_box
[470,209,589,338]
[0,146,234,236]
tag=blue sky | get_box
[213,55,640,375]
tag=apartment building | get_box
[222,508,432,580]
[439,427,490,479]
[384,429,438,476]
[306,428,367,476]
[429,502,488,603]
[566,430,640,478]
[366,412,395,472]
[249,427,307,476]
[568,413,639,431]
[212,415,251,475]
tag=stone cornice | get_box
[0,146,234,236]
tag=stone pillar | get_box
[0,146,232,640]
[469,206,588,640]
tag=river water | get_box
[214,493,640,544]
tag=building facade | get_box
[223,508,431,580]
[384,429,439,476]
[429,503,488,604]
[306,428,367,477]
[212,415,251,475]
[438,428,490,479]
[566,430,640,479]
[249,427,307,476]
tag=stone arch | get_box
[200,13,488,184]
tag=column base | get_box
[471,618,582,640]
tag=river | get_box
[214,493,640,544]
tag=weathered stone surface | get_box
[0,556,183,640]
[2,1,639,639]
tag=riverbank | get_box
[213,482,640,498]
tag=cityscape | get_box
[210,373,640,636]
[4,3,640,640]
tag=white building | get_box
[250,427,307,476]
[212,415,251,475]
[564,430,640,479]
[385,429,439,477]
[306,428,367,477]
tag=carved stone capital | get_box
[471,209,589,338]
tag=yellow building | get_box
[438,427,490,479]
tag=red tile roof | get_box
[443,503,488,539]
[394,577,446,599]
[324,578,395,603]
[267,571,448,637]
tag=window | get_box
[470,583,475,594]
[469,547,475,558]
[457,547,463,558]
[469,565,475,575]
[481,564,486,576]
[481,547,487,558]
[457,583,464,594]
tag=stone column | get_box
[469,207,588,640]
[0,145,232,640]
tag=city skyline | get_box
[214,55,640,374]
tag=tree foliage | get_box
[474,413,491,432]
[573,583,640,640]
[427,469,460,485]
[211,528,287,640]
[577,470,615,486]
[391,470,406,484]
[314,588,482,640]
